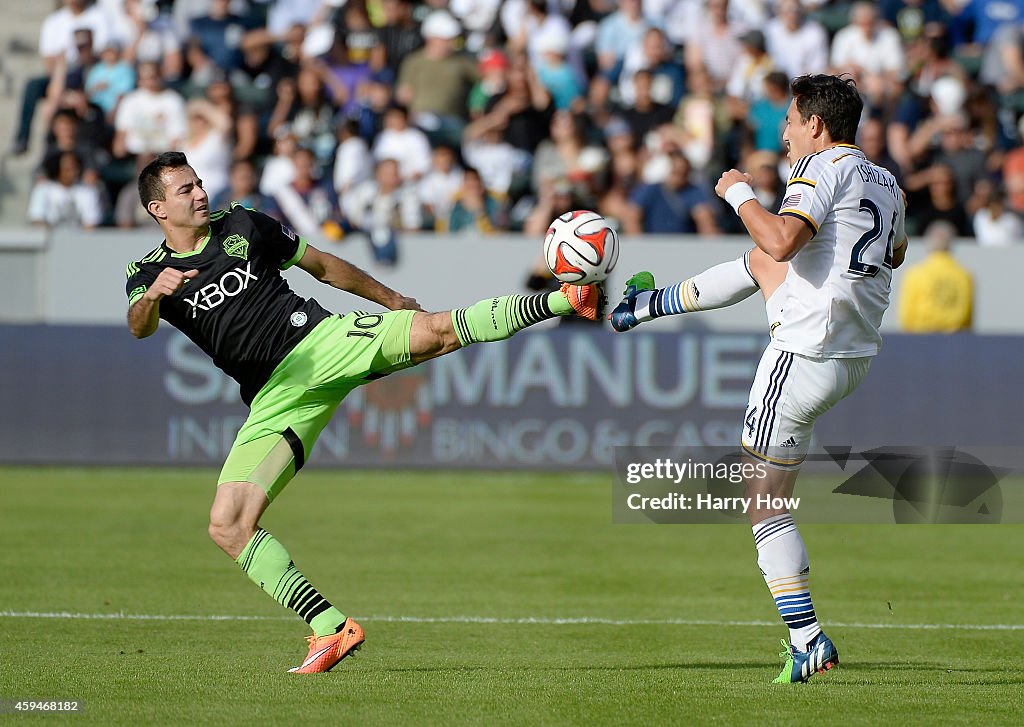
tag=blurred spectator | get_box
[237,33,298,105]
[618,69,675,143]
[597,140,641,233]
[52,28,100,95]
[1003,119,1024,213]
[748,71,790,153]
[477,59,553,154]
[351,71,393,140]
[320,36,373,118]
[419,145,465,228]
[113,61,187,159]
[907,163,971,236]
[269,67,338,164]
[764,0,829,80]
[532,111,603,198]
[450,0,502,52]
[50,87,112,162]
[28,151,103,229]
[606,27,685,111]
[830,2,906,106]
[948,0,1024,49]
[189,0,259,73]
[396,11,477,140]
[517,0,583,86]
[374,0,424,74]
[626,148,719,234]
[122,0,183,81]
[13,0,118,155]
[964,85,1012,160]
[212,158,282,218]
[203,74,259,162]
[344,158,422,261]
[859,116,904,186]
[747,150,785,211]
[85,41,135,120]
[880,0,950,43]
[334,119,373,200]
[685,0,744,92]
[462,116,530,198]
[726,31,775,105]
[469,49,510,118]
[534,27,584,110]
[260,127,299,196]
[274,146,344,242]
[908,112,987,206]
[972,180,1023,247]
[596,0,653,73]
[662,66,717,172]
[444,167,505,233]
[899,221,973,333]
[173,0,250,40]
[372,104,433,182]
[524,177,587,236]
[182,99,232,204]
[335,0,379,66]
[265,0,325,38]
[41,108,105,182]
[906,29,963,99]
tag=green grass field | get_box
[1,467,1022,725]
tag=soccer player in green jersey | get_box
[125,152,600,673]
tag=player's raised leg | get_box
[407,283,601,362]
[610,248,786,332]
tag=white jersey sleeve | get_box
[767,145,905,358]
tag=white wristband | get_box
[724,182,757,215]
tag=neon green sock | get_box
[450,291,573,346]
[236,529,346,637]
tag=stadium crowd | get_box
[15,0,1024,250]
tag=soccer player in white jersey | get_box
[610,74,908,683]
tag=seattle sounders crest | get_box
[223,234,249,260]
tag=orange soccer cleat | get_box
[561,282,603,321]
[287,618,365,674]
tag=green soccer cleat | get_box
[609,272,656,332]
[772,633,840,684]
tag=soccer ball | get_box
[543,210,619,285]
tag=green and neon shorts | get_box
[218,310,417,501]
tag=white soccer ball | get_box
[543,210,619,285]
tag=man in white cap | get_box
[396,10,477,139]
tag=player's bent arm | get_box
[296,243,422,311]
[127,268,198,339]
[892,237,908,269]
[128,296,161,339]
[737,202,814,262]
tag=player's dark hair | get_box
[138,151,190,214]
[790,74,863,144]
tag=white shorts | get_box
[741,346,872,469]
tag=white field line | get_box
[0,611,1022,631]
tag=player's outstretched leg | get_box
[408,283,601,363]
[209,482,364,673]
[450,283,601,344]
[610,252,761,332]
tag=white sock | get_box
[753,513,822,652]
[638,253,759,322]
